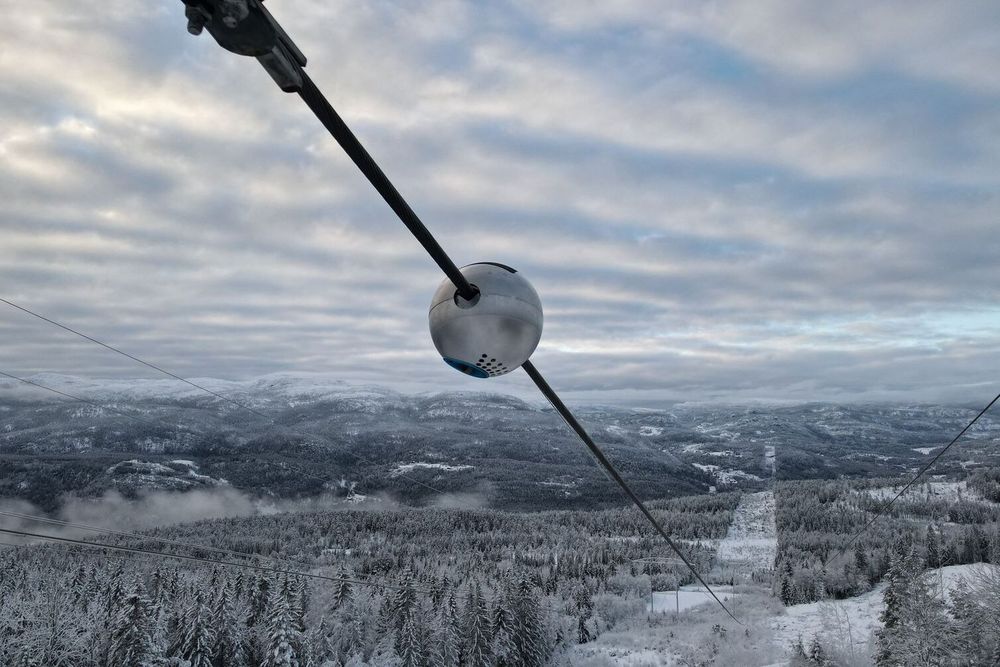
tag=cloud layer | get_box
[1,1,998,403]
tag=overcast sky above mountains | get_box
[1,1,998,404]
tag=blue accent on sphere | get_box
[443,357,489,379]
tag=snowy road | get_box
[715,491,777,580]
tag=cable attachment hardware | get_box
[179,0,307,92]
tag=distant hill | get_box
[1,374,998,512]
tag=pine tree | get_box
[106,584,156,667]
[896,564,957,665]
[212,580,247,667]
[398,612,423,667]
[949,579,984,663]
[779,560,796,604]
[289,577,307,635]
[926,525,941,569]
[808,635,829,666]
[429,592,461,667]
[853,542,868,576]
[875,548,909,666]
[511,576,547,667]
[249,575,271,627]
[573,585,594,644]
[178,590,217,667]
[490,588,517,666]
[333,571,352,610]
[463,585,492,666]
[391,575,417,637]
[264,580,302,667]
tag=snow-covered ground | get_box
[716,491,777,580]
[770,564,983,657]
[691,463,763,485]
[388,462,473,477]
[649,585,742,613]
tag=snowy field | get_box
[770,564,982,657]
[691,463,763,485]
[388,461,474,476]
[715,491,777,580]
[649,586,741,613]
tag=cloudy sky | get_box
[1,1,999,404]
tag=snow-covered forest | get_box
[3,389,1000,665]
[2,473,999,665]
[0,495,735,665]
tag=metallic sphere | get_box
[428,263,543,378]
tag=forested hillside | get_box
[0,494,740,665]
[4,375,999,514]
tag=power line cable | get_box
[828,391,1000,565]
[0,369,440,562]
[522,360,742,624]
[0,369,189,432]
[296,72,477,301]
[0,525,428,593]
[3,0,741,623]
[0,298,276,423]
[0,369,450,583]
[0,508,317,571]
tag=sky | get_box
[1,1,999,405]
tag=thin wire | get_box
[0,525,427,593]
[829,391,1000,565]
[0,370,182,431]
[0,300,447,496]
[0,298,275,422]
[0,509,316,571]
[0,369,441,577]
[522,360,742,625]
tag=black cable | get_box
[296,71,477,301]
[0,509,316,571]
[0,305,448,497]
[829,391,1000,564]
[0,525,426,593]
[522,360,742,624]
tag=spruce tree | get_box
[490,588,517,666]
[398,612,423,667]
[926,525,941,569]
[875,549,909,666]
[263,580,302,667]
[429,593,461,667]
[853,542,868,578]
[212,580,247,667]
[107,584,156,667]
[511,576,547,667]
[808,635,829,666]
[391,575,417,636]
[333,570,352,609]
[463,585,492,666]
[180,590,217,667]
